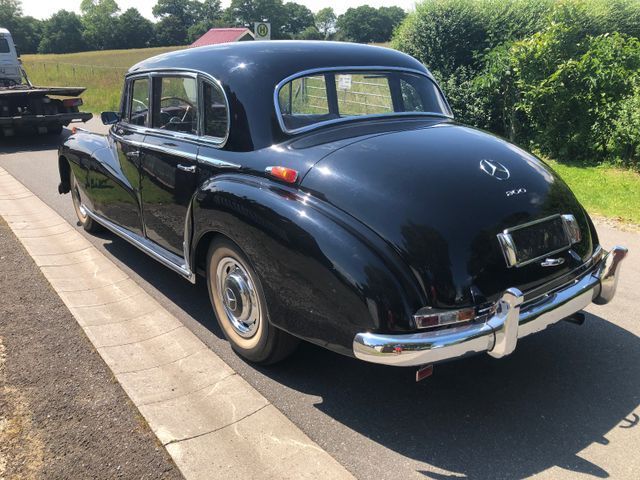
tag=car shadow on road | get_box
[99,232,639,480]
[268,313,639,479]
[1,129,72,154]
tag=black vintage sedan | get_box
[58,41,627,375]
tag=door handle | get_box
[177,164,196,173]
[126,151,140,158]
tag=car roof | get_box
[128,41,430,81]
[127,41,435,151]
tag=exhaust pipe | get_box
[563,312,586,325]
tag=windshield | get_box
[276,70,452,133]
[0,38,10,54]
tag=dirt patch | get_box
[591,215,640,233]
[0,338,45,479]
[0,218,183,479]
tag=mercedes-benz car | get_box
[57,41,627,377]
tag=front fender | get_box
[58,132,110,193]
[192,175,426,356]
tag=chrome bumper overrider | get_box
[353,246,628,367]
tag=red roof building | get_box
[190,28,255,48]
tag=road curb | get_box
[0,167,355,480]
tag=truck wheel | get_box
[70,171,101,233]
[206,238,299,364]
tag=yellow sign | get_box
[254,22,271,40]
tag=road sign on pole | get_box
[254,22,271,40]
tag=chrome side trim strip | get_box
[198,155,241,169]
[83,205,196,284]
[143,143,198,161]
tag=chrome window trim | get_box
[273,66,454,136]
[120,68,230,149]
[122,73,152,127]
[198,76,229,146]
[497,214,579,268]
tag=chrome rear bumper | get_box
[353,246,628,367]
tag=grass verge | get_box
[21,46,184,113]
[547,160,640,226]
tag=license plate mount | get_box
[497,214,575,268]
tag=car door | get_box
[91,75,148,237]
[139,73,199,257]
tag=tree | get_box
[80,0,120,50]
[315,7,336,39]
[38,10,86,53]
[336,6,404,43]
[295,25,323,40]
[225,0,287,39]
[0,0,42,53]
[196,0,223,23]
[187,0,224,43]
[0,0,21,30]
[154,15,188,46]
[281,2,314,38]
[153,0,199,26]
[378,6,406,40]
[117,8,154,49]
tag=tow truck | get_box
[0,28,92,136]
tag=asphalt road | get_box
[2,121,639,479]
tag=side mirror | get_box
[101,111,120,125]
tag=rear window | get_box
[277,70,451,133]
[0,38,10,53]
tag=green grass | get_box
[546,160,640,225]
[21,46,185,113]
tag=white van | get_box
[0,28,22,85]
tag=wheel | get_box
[206,238,299,364]
[70,171,101,233]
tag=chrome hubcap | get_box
[216,257,260,338]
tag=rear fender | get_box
[191,174,426,355]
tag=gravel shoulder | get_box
[0,217,183,480]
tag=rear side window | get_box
[202,81,228,141]
[152,76,198,134]
[278,75,330,116]
[0,38,10,53]
[129,78,149,126]
[277,75,332,131]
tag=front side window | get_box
[202,81,228,140]
[152,76,198,134]
[129,78,149,126]
[277,70,452,132]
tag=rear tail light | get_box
[266,166,298,183]
[62,98,83,107]
[414,307,476,329]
